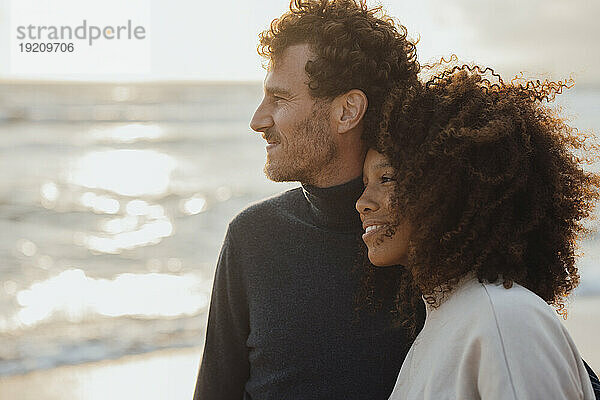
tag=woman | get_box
[356,67,599,399]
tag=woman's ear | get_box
[333,89,368,134]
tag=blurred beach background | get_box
[1,0,599,399]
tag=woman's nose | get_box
[356,187,379,215]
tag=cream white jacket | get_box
[389,277,595,400]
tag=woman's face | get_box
[356,149,412,267]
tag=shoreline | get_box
[1,296,599,399]
[0,346,202,400]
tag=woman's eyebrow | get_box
[373,161,393,170]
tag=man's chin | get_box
[264,164,289,182]
[263,162,301,183]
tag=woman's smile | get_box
[356,149,412,267]
[362,222,389,240]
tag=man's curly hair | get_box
[258,0,419,137]
[360,66,600,338]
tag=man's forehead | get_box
[264,58,311,96]
[271,43,314,69]
[266,45,313,78]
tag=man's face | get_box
[250,44,337,184]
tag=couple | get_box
[195,1,600,399]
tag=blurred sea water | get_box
[0,82,598,376]
[0,81,296,376]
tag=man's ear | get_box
[333,89,368,134]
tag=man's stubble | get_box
[264,103,338,185]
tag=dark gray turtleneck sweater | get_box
[194,177,415,400]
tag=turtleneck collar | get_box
[301,176,364,233]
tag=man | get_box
[194,1,420,399]
[195,1,600,399]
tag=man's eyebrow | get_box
[265,85,293,98]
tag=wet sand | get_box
[562,296,600,373]
[0,347,202,400]
[1,296,598,399]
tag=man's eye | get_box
[381,175,395,183]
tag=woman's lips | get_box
[361,224,388,241]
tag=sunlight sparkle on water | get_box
[40,181,60,208]
[91,123,163,143]
[85,200,171,254]
[85,218,173,254]
[126,199,165,218]
[100,216,140,235]
[14,269,208,328]
[40,182,59,201]
[69,149,176,197]
[182,196,207,215]
[17,239,37,257]
[80,192,120,214]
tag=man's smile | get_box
[266,143,280,152]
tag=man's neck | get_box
[307,173,362,188]
[306,149,366,188]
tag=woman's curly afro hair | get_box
[360,65,600,338]
[258,0,419,137]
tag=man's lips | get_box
[262,133,279,143]
[262,134,280,150]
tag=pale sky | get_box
[1,0,598,85]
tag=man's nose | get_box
[250,100,273,133]
[356,187,379,215]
